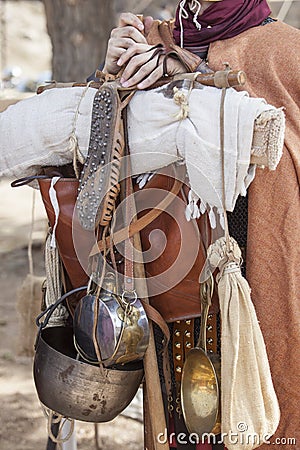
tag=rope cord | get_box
[47,410,75,447]
[179,0,189,48]
[173,71,200,120]
[178,0,204,47]
[71,80,94,177]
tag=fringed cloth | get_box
[127,84,285,228]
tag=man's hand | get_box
[120,51,186,89]
[103,13,153,75]
[104,12,186,89]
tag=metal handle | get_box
[197,276,214,352]
[35,286,87,329]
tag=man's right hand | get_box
[103,13,154,75]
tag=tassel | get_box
[44,233,68,326]
[44,178,68,326]
[185,190,201,221]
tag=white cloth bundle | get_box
[0,86,96,178]
[127,84,285,222]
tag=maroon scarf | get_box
[173,0,271,47]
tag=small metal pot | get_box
[73,284,149,367]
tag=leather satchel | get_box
[38,165,219,323]
[135,166,219,322]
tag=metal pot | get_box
[33,288,144,423]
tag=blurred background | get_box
[0,1,298,449]
[0,0,299,90]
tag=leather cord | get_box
[89,175,183,257]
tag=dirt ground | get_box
[0,179,144,450]
[0,3,144,448]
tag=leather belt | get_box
[172,314,218,378]
[173,319,195,383]
[207,312,218,354]
[171,313,219,417]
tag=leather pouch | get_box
[135,168,219,322]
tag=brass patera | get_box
[181,277,220,435]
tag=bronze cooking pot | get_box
[33,288,143,423]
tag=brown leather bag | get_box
[38,166,218,322]
[135,168,218,322]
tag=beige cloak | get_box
[208,20,300,449]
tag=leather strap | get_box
[89,176,183,256]
[123,156,135,293]
[131,204,170,450]
[142,301,170,345]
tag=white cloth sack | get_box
[202,238,280,450]
[0,86,96,178]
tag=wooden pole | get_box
[133,230,169,450]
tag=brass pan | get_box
[181,277,220,435]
